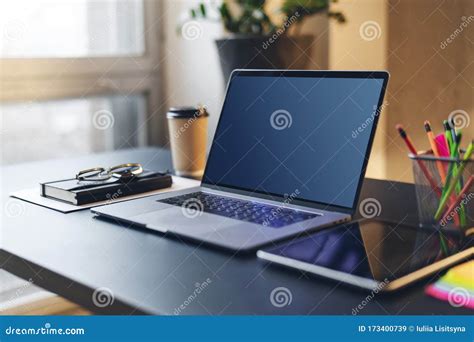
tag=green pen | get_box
[434,140,473,221]
[441,127,459,199]
[444,120,453,151]
[450,132,466,226]
[449,117,458,144]
[442,121,456,192]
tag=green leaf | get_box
[182,0,344,36]
[199,3,207,17]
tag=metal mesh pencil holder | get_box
[409,152,474,232]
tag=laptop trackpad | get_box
[131,207,236,234]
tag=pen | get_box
[396,124,441,196]
[449,118,458,144]
[434,140,473,221]
[424,121,446,183]
[443,121,457,193]
[450,119,465,190]
[443,120,453,151]
[443,132,462,185]
[451,132,466,225]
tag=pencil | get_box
[434,140,473,221]
[452,132,466,226]
[440,176,474,223]
[424,121,446,183]
[396,124,441,196]
[442,132,464,225]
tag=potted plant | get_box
[183,0,346,83]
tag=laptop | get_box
[92,70,389,251]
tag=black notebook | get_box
[40,170,172,205]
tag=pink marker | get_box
[435,134,450,157]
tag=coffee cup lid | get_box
[167,106,209,119]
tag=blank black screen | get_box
[204,74,385,209]
[262,220,464,281]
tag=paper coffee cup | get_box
[167,106,208,178]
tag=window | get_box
[2,95,147,164]
[0,0,163,165]
[0,0,145,58]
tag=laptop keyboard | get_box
[159,192,319,228]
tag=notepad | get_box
[425,260,474,309]
[10,176,199,213]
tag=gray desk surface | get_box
[0,148,470,315]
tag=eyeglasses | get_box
[76,163,143,182]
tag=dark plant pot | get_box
[215,34,315,84]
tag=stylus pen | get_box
[424,121,446,183]
[440,176,474,223]
[396,124,441,196]
[435,140,473,221]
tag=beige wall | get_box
[386,0,474,182]
[329,0,473,182]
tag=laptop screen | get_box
[203,71,387,210]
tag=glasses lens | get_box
[80,170,103,179]
[112,166,137,175]
[77,169,111,181]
